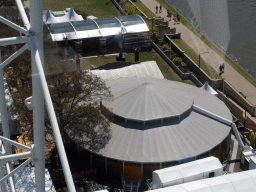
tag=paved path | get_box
[229,135,238,172]
[141,0,256,105]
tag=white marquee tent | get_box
[43,7,83,24]
[200,82,218,96]
[147,169,256,192]
[152,157,223,189]
[196,156,223,178]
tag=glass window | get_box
[71,20,98,31]
[117,15,144,26]
[48,22,74,34]
[95,17,121,29]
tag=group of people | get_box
[156,5,180,24]
[155,5,162,13]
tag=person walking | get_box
[156,5,158,14]
[177,13,180,24]
[160,5,162,13]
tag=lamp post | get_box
[198,52,209,68]
[152,17,155,37]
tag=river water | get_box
[165,0,256,80]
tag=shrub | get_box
[124,3,140,15]
[171,51,177,59]
[162,44,168,51]
[248,132,256,148]
[172,57,182,65]
[147,21,160,38]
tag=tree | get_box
[1,8,113,156]
[123,3,140,15]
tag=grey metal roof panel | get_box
[105,79,193,120]
[90,61,164,80]
[68,110,231,163]
[68,62,232,163]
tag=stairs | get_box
[122,179,141,192]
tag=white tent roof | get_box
[201,177,235,192]
[153,166,183,189]
[200,82,218,96]
[91,61,164,81]
[158,185,188,192]
[196,156,223,176]
[152,157,223,189]
[147,169,256,192]
[178,161,204,183]
[243,169,256,185]
[43,7,83,24]
[181,180,212,192]
[64,7,83,22]
[43,10,60,24]
[223,172,256,192]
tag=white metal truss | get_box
[0,0,76,191]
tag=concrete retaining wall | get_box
[153,42,202,87]
[218,91,256,131]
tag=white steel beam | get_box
[0,49,15,192]
[6,162,15,192]
[30,0,45,190]
[0,43,29,70]
[0,36,28,46]
[0,158,32,186]
[0,152,31,163]
[30,36,76,192]
[0,136,32,151]
[0,162,7,192]
[15,0,30,30]
[0,16,28,35]
[192,104,232,125]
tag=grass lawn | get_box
[134,1,156,18]
[155,0,256,87]
[43,0,121,18]
[172,39,220,79]
[80,51,195,85]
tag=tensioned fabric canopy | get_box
[46,15,149,41]
[43,7,83,24]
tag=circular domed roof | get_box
[69,77,232,163]
[103,79,194,121]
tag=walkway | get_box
[229,135,238,172]
[141,0,256,105]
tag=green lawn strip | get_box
[43,0,121,18]
[173,39,220,79]
[134,1,156,18]
[80,51,194,85]
[155,0,256,87]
